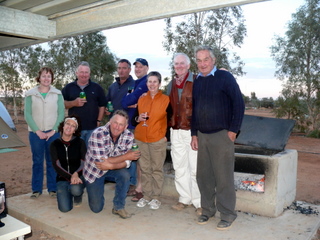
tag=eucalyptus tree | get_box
[46,31,117,90]
[163,6,247,76]
[0,48,31,120]
[271,0,320,131]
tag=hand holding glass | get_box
[142,112,149,127]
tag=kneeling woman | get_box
[50,116,86,212]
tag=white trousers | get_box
[170,128,201,208]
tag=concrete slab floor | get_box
[6,183,320,240]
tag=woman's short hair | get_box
[147,71,162,83]
[58,115,82,137]
[35,67,54,83]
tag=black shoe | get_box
[197,215,209,225]
[217,220,232,230]
[74,195,82,207]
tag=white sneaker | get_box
[137,198,149,208]
[148,199,161,210]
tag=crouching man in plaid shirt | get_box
[83,110,141,219]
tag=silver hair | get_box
[76,61,90,72]
[111,109,129,124]
[173,53,191,65]
[194,46,216,60]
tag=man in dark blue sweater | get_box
[191,46,245,230]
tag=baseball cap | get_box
[133,58,148,66]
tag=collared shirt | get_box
[197,66,217,77]
[83,122,134,183]
[62,79,107,130]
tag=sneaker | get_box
[112,208,132,219]
[49,191,57,198]
[216,220,232,230]
[30,192,41,199]
[171,202,188,211]
[148,199,161,210]
[74,196,82,207]
[137,198,149,208]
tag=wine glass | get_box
[142,112,149,127]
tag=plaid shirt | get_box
[83,122,134,183]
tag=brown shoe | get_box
[196,208,202,216]
[171,202,188,211]
[112,208,132,219]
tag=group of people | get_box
[24,45,245,231]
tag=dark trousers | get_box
[196,130,237,223]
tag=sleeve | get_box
[191,80,198,136]
[61,85,69,101]
[226,74,245,133]
[52,94,65,131]
[76,139,87,177]
[87,130,108,162]
[50,141,72,181]
[24,96,39,132]
[166,81,172,96]
[121,81,148,108]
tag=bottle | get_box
[107,101,114,113]
[79,91,86,99]
[128,86,134,93]
[131,143,139,151]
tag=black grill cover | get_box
[235,115,295,152]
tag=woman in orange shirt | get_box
[133,71,171,210]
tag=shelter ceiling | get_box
[0,0,267,51]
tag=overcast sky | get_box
[103,0,306,99]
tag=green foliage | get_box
[260,97,274,109]
[0,31,117,98]
[163,7,247,77]
[46,31,117,90]
[307,129,320,138]
[272,86,310,132]
[270,0,320,131]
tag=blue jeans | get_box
[86,168,130,213]
[29,131,59,193]
[127,161,137,186]
[81,129,94,147]
[56,177,85,212]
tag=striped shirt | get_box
[83,122,134,183]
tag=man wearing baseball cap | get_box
[122,58,149,202]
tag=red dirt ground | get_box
[1,109,319,239]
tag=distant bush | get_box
[307,129,320,139]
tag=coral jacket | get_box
[134,91,170,143]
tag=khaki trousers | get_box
[136,138,167,201]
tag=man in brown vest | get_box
[167,53,201,216]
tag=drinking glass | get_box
[142,112,149,127]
